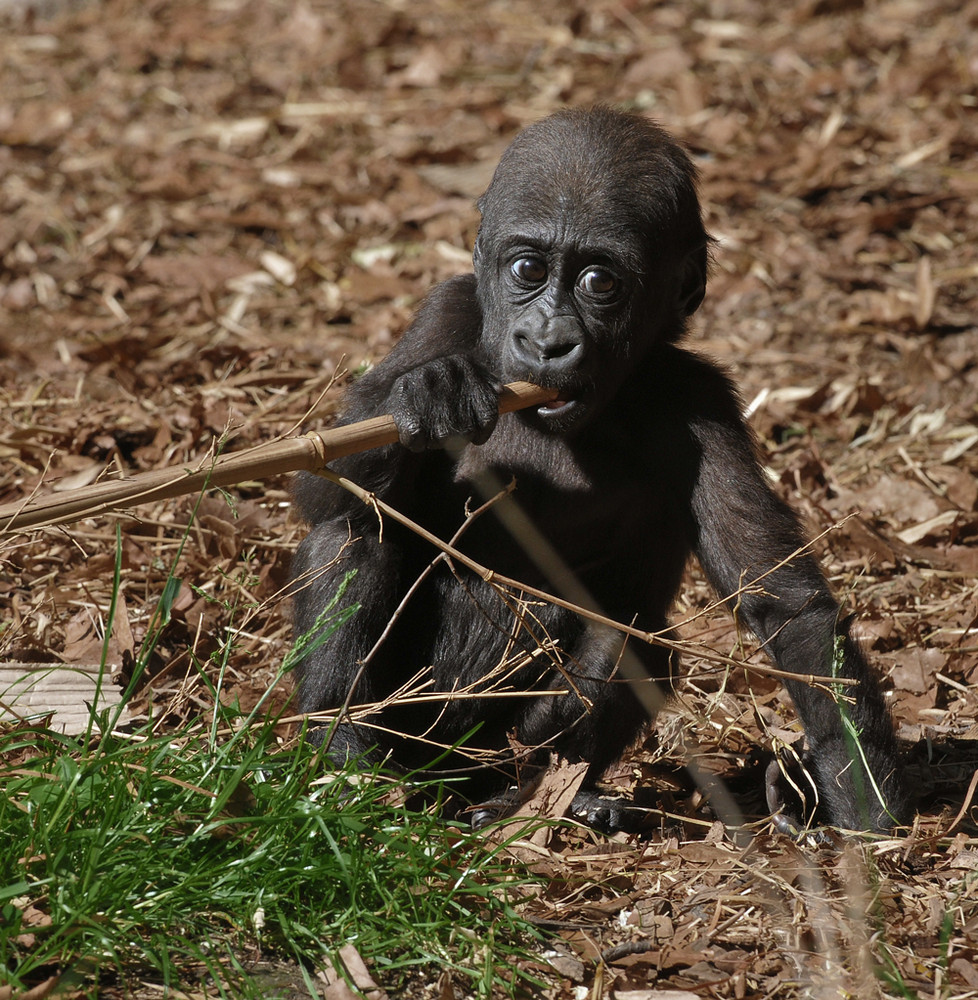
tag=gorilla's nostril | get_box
[543,340,578,360]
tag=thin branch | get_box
[315,465,857,691]
[0,381,558,532]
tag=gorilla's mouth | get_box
[536,397,581,424]
[539,398,574,413]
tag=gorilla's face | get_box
[473,107,707,433]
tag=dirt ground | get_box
[2,0,977,996]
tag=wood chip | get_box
[0,662,129,733]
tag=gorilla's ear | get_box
[678,245,707,317]
[473,192,490,274]
[472,230,484,275]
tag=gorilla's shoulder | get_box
[648,345,744,422]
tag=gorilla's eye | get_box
[511,257,547,284]
[579,267,617,296]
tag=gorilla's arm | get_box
[290,274,500,725]
[292,273,497,524]
[682,356,906,830]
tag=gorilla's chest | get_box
[447,450,677,589]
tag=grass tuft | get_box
[0,697,543,996]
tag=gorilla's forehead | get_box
[481,185,651,270]
[477,119,700,268]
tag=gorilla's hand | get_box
[388,354,500,452]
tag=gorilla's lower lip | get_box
[538,399,576,416]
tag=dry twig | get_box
[0,381,556,532]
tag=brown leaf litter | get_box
[1,0,977,995]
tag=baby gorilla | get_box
[291,106,908,833]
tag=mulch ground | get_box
[2,0,977,996]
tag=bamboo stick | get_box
[0,381,557,532]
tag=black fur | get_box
[291,107,907,832]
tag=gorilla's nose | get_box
[513,319,585,373]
